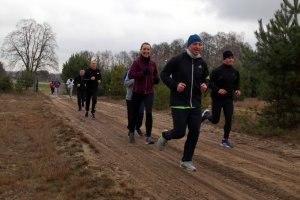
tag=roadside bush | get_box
[100,67,126,98]
[0,75,13,91]
[153,84,169,110]
[15,71,36,91]
[234,107,286,137]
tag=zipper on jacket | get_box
[190,59,194,107]
[145,63,149,94]
[145,74,147,94]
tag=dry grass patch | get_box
[0,92,137,200]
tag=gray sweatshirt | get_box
[124,71,135,100]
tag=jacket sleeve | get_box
[97,70,102,81]
[201,62,210,85]
[160,57,178,91]
[209,69,220,92]
[152,63,160,84]
[74,76,79,85]
[124,71,134,87]
[128,60,144,80]
[234,70,240,90]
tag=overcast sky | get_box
[0,0,282,71]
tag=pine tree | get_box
[255,0,300,128]
[61,53,90,82]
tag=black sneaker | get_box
[85,111,88,117]
[201,109,210,122]
[78,108,81,111]
[91,113,95,118]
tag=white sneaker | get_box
[201,109,210,122]
[180,161,196,171]
[145,136,154,145]
[156,135,168,151]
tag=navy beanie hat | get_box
[223,50,234,60]
[187,34,202,47]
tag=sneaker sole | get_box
[220,143,233,149]
[145,141,154,145]
[180,165,196,171]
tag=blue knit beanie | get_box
[187,34,202,47]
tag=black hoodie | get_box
[160,52,209,108]
[209,64,240,100]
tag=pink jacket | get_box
[128,56,159,94]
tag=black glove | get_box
[143,68,150,75]
[153,77,160,85]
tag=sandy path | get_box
[50,95,300,200]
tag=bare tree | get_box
[96,50,114,71]
[115,51,133,68]
[1,19,58,73]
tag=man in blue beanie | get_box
[187,34,202,47]
[158,34,209,171]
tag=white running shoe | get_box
[180,161,196,171]
[156,135,168,151]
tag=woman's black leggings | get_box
[128,92,153,137]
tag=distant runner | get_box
[84,60,101,118]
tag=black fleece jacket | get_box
[160,52,209,108]
[74,75,86,91]
[84,68,102,90]
[209,64,240,100]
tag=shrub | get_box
[0,75,13,91]
[16,71,36,91]
[153,84,169,110]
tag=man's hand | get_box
[91,76,95,80]
[201,83,207,93]
[218,89,227,95]
[177,83,186,92]
[77,84,80,87]
[235,90,241,97]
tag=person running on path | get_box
[84,60,102,118]
[50,81,55,94]
[74,69,86,111]
[127,42,160,144]
[66,78,74,99]
[54,79,61,97]
[124,69,145,137]
[201,50,241,148]
[158,34,209,171]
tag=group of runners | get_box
[59,34,241,172]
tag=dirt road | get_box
[47,94,300,200]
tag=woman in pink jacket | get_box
[128,42,160,144]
